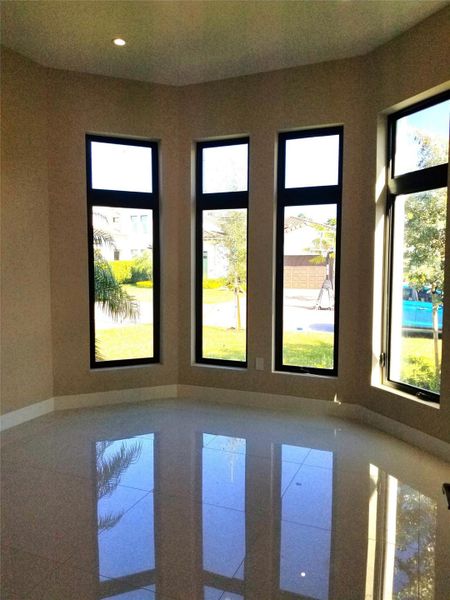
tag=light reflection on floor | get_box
[1,399,449,599]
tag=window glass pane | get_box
[93,206,154,362]
[96,435,155,582]
[282,204,337,369]
[202,209,247,362]
[202,434,246,579]
[394,99,450,176]
[280,444,333,599]
[91,141,153,192]
[202,144,248,193]
[285,135,339,188]
[389,188,446,394]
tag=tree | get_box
[402,131,447,381]
[394,483,436,600]
[211,210,247,330]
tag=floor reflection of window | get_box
[365,466,437,600]
[202,434,247,596]
[279,445,333,600]
[96,434,156,596]
[204,586,244,600]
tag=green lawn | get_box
[122,284,153,303]
[283,331,334,369]
[96,324,153,361]
[203,326,246,361]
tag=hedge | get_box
[203,277,227,289]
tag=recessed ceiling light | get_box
[113,38,126,47]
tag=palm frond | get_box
[93,227,116,248]
[96,440,143,499]
[94,251,139,321]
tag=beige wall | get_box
[1,7,449,442]
[1,47,53,413]
[46,68,180,396]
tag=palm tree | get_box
[93,218,139,359]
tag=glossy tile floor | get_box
[1,399,449,600]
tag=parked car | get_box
[402,285,443,331]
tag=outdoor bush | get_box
[110,260,133,284]
[131,250,152,283]
[136,281,153,288]
[401,356,439,394]
[203,277,227,289]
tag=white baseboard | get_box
[177,384,340,414]
[0,398,55,432]
[1,384,449,461]
[54,384,179,411]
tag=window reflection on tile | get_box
[204,587,244,600]
[96,435,155,584]
[202,434,246,581]
[280,445,333,600]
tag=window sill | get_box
[192,362,247,372]
[272,369,336,380]
[90,362,159,372]
[371,381,440,409]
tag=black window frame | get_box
[195,137,250,368]
[384,91,450,403]
[86,134,160,369]
[275,126,343,376]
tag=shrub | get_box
[136,280,153,288]
[110,260,133,284]
[131,250,152,283]
[203,277,227,289]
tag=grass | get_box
[283,331,334,369]
[122,284,153,303]
[203,326,246,361]
[96,324,153,361]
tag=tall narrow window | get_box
[86,135,160,367]
[196,138,249,366]
[275,127,343,375]
[385,93,449,401]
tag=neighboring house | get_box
[284,216,332,290]
[202,213,227,279]
[94,206,152,261]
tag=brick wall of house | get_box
[284,264,326,289]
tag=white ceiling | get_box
[1,0,448,86]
